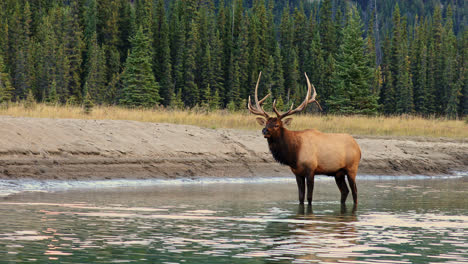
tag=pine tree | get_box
[120,27,160,107]
[170,88,184,110]
[461,28,468,116]
[0,54,14,104]
[85,33,107,104]
[65,2,85,102]
[411,16,428,114]
[271,43,285,100]
[432,6,445,113]
[153,0,173,106]
[118,0,133,64]
[444,6,460,119]
[170,0,186,107]
[183,19,200,107]
[47,79,58,104]
[326,6,378,115]
[24,89,36,109]
[307,31,324,96]
[319,0,336,58]
[82,83,94,115]
[380,37,395,114]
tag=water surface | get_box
[0,176,467,263]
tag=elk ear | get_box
[283,118,293,127]
[256,118,266,126]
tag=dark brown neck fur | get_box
[267,128,300,168]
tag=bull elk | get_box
[248,72,361,205]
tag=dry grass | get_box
[0,103,467,139]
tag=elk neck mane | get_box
[267,128,301,168]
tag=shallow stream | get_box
[0,175,467,263]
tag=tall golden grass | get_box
[0,103,467,139]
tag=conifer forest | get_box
[0,0,466,117]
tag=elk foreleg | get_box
[295,175,306,205]
[334,171,349,204]
[306,173,315,205]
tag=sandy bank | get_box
[0,116,466,180]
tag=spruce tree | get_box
[443,5,460,119]
[319,0,336,57]
[85,33,107,104]
[461,28,468,116]
[326,6,378,115]
[0,54,14,104]
[65,2,85,102]
[120,27,160,107]
[183,19,200,107]
[153,0,173,106]
[432,6,445,113]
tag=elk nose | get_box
[262,128,268,135]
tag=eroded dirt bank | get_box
[0,116,466,180]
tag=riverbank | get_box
[0,116,467,180]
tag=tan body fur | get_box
[266,124,361,205]
[293,129,360,176]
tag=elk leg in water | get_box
[334,171,349,204]
[306,173,315,205]
[295,175,306,204]
[347,170,358,204]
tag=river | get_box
[0,175,467,263]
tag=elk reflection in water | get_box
[257,204,360,262]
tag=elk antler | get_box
[247,72,271,118]
[272,72,321,119]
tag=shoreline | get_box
[0,116,467,180]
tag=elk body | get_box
[248,72,361,205]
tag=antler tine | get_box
[247,72,270,118]
[274,72,320,119]
[307,80,322,111]
[272,99,281,117]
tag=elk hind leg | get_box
[334,170,349,204]
[306,173,315,205]
[346,170,358,204]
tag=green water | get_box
[0,176,467,263]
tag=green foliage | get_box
[0,0,465,117]
[327,6,379,115]
[47,79,58,104]
[120,27,160,107]
[0,55,14,104]
[83,86,94,115]
[24,89,36,109]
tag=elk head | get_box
[248,72,320,138]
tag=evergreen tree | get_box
[85,33,107,103]
[120,27,160,107]
[48,79,58,104]
[153,0,173,106]
[271,44,285,100]
[411,16,428,114]
[326,6,378,115]
[0,54,14,103]
[443,6,460,118]
[82,83,94,115]
[65,2,85,102]
[319,0,336,57]
[183,19,200,107]
[432,6,445,113]
[461,28,468,116]
[380,36,396,114]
